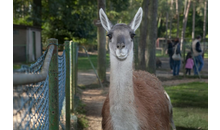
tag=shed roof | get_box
[13,24,42,31]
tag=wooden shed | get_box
[13,24,42,63]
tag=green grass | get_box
[78,51,169,71]
[78,54,110,71]
[78,81,109,90]
[13,62,35,70]
[156,49,169,58]
[78,83,102,90]
[164,82,208,130]
[14,50,207,71]
[158,75,208,82]
[78,50,175,71]
[75,100,89,129]
[13,64,22,70]
[204,53,208,59]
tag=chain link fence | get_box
[13,39,78,130]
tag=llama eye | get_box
[107,34,112,39]
[130,33,136,39]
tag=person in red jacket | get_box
[185,52,194,75]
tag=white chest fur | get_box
[109,50,139,130]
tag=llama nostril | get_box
[117,43,125,49]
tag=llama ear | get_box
[129,7,143,31]
[99,8,113,32]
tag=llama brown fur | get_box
[102,70,170,130]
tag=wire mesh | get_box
[58,50,66,130]
[13,46,67,130]
[13,50,49,130]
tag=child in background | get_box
[185,52,194,75]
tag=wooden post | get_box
[48,38,59,130]
[65,41,70,130]
[97,0,107,82]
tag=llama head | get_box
[99,8,143,61]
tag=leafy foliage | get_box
[13,0,208,46]
[40,0,97,45]
[157,0,208,40]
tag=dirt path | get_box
[81,88,108,130]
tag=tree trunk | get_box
[203,0,207,49]
[169,19,172,39]
[157,15,161,30]
[156,15,161,39]
[180,0,191,60]
[97,0,106,82]
[165,12,169,55]
[169,0,174,39]
[138,0,149,70]
[175,0,179,37]
[33,0,42,27]
[157,17,163,38]
[184,0,188,15]
[146,0,158,74]
[192,1,195,40]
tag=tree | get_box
[184,0,188,15]
[32,0,42,27]
[146,0,158,74]
[138,0,149,70]
[13,0,32,25]
[203,0,207,44]
[192,0,195,40]
[169,0,174,39]
[157,15,165,38]
[157,0,170,55]
[180,0,191,60]
[97,0,107,82]
[40,0,97,45]
[175,0,180,37]
[165,12,169,43]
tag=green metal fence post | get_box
[76,44,78,96]
[71,41,78,112]
[65,41,70,130]
[70,42,72,111]
[48,38,59,130]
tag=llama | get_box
[164,91,176,130]
[99,7,176,130]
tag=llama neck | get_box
[109,50,139,130]
[109,52,133,103]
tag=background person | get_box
[173,38,181,76]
